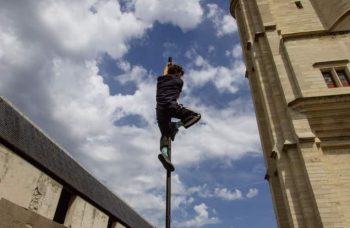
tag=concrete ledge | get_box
[0,97,153,228]
[0,198,66,228]
[288,94,350,111]
[313,59,349,68]
[281,30,350,41]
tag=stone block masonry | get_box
[230,0,350,227]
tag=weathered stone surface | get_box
[230,0,350,227]
[0,198,66,228]
[64,196,109,228]
[0,144,62,220]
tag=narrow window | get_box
[322,71,336,88]
[336,70,350,87]
[295,1,303,9]
[53,188,74,224]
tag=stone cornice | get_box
[313,59,349,68]
[282,30,350,42]
[288,94,350,112]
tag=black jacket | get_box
[156,74,183,107]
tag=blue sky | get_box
[0,0,276,227]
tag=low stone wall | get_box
[0,97,152,227]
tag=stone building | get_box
[230,0,350,227]
[0,97,153,228]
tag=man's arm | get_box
[163,64,170,75]
[163,57,173,75]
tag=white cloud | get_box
[39,0,149,59]
[175,203,220,227]
[226,43,243,59]
[214,188,243,201]
[207,4,237,37]
[134,0,203,31]
[0,0,261,227]
[115,61,149,85]
[188,185,259,202]
[185,52,246,93]
[0,1,164,225]
[188,184,213,198]
[172,103,260,166]
[246,188,259,198]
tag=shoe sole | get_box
[158,154,175,172]
[184,115,201,129]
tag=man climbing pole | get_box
[156,57,201,171]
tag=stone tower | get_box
[230,0,350,227]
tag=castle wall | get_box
[231,0,350,227]
[284,34,350,97]
[266,0,324,34]
[323,147,350,225]
[297,142,348,227]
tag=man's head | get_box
[168,64,184,77]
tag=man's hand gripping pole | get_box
[163,57,173,75]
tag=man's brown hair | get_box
[168,64,184,76]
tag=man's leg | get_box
[158,136,175,172]
[159,135,170,156]
[172,104,201,129]
[156,107,175,171]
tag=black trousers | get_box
[156,103,200,138]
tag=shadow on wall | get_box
[309,0,350,31]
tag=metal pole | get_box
[165,57,173,228]
[166,138,171,228]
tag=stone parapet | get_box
[0,97,153,228]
